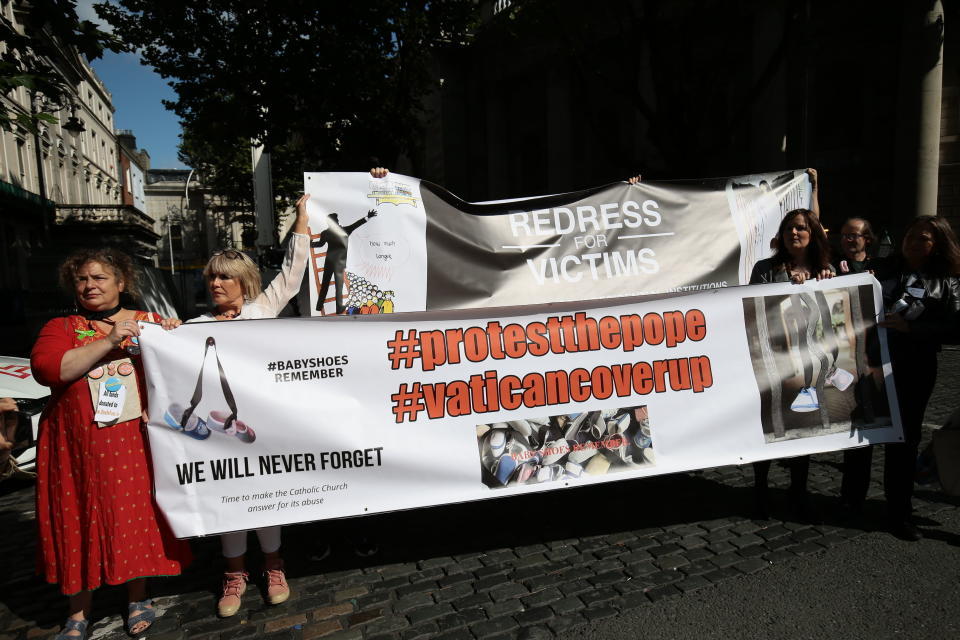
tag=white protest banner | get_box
[302,170,813,315]
[140,274,901,538]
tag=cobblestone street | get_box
[2,347,958,640]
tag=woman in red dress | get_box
[31,248,191,639]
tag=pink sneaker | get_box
[264,560,290,605]
[217,570,248,617]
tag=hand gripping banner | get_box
[140,274,902,538]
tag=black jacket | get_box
[873,256,960,350]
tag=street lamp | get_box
[175,168,195,276]
[61,102,85,137]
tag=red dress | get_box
[31,313,191,595]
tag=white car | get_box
[0,355,47,476]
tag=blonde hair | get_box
[203,250,262,299]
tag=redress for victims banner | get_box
[140,274,901,538]
[302,170,812,315]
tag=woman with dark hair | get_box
[872,216,960,540]
[749,208,835,520]
[31,248,190,639]
[749,208,833,285]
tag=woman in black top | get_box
[749,209,834,520]
[873,216,960,540]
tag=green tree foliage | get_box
[0,0,119,132]
[178,124,253,212]
[96,0,478,206]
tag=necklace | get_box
[79,303,123,321]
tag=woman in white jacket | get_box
[185,192,311,616]
[182,168,388,617]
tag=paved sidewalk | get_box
[2,347,958,640]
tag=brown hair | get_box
[202,249,262,300]
[770,208,832,271]
[904,215,960,277]
[58,247,139,299]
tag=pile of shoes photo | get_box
[477,406,653,489]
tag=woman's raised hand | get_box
[293,194,310,234]
[295,194,309,218]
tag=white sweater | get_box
[187,233,309,322]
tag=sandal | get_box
[55,618,88,640]
[126,599,155,636]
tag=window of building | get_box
[16,140,26,181]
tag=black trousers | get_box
[753,455,810,500]
[840,347,937,520]
[316,257,347,314]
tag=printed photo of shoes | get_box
[488,430,507,458]
[183,416,212,440]
[511,462,538,484]
[743,286,895,444]
[476,405,655,489]
[790,387,820,413]
[825,366,854,392]
[507,419,534,438]
[208,410,234,433]
[607,413,631,434]
[232,420,256,443]
[163,403,187,431]
[493,455,517,485]
[564,461,583,479]
[541,439,570,465]
[585,454,611,475]
[633,426,653,450]
[535,464,565,483]
[206,410,255,443]
[164,403,211,439]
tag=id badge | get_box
[87,358,142,427]
[94,380,126,423]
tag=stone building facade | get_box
[0,0,160,354]
[144,169,252,318]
